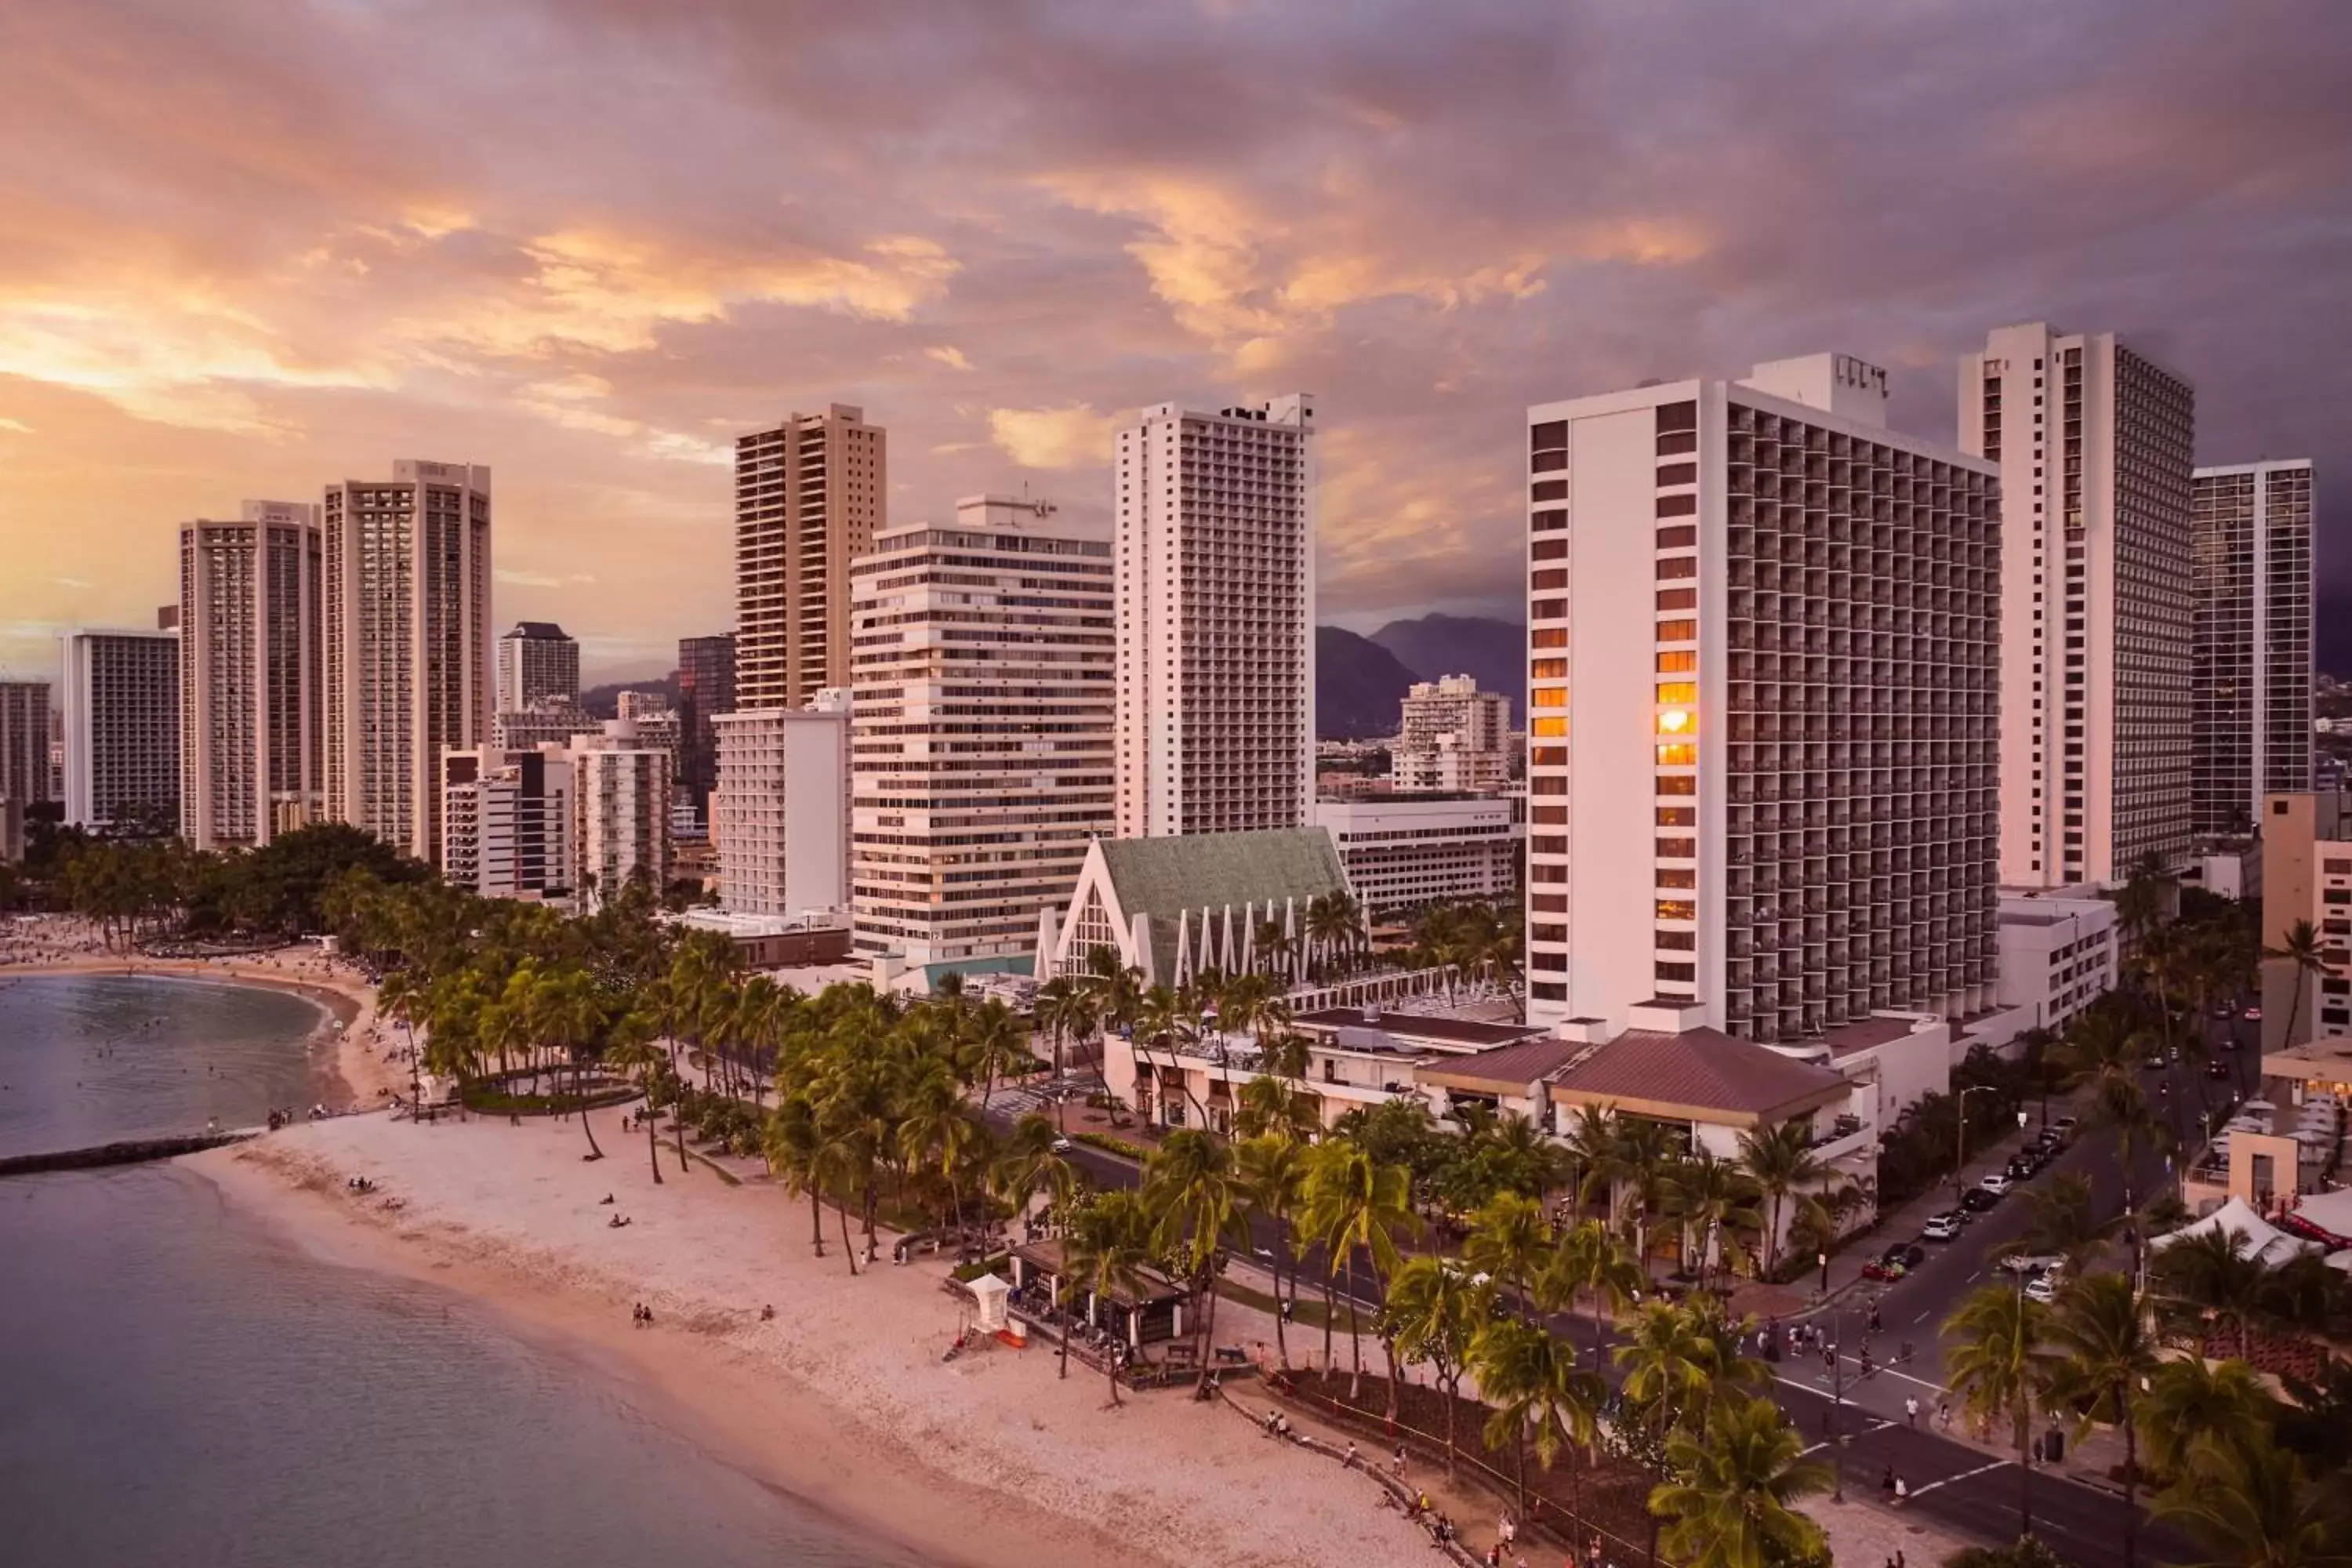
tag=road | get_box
[998,1012,2260,1567]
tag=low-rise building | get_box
[441,746,575,905]
[1312,794,1521,918]
[1994,890,2119,1036]
[2260,792,2352,1051]
[713,691,851,920]
[572,720,673,905]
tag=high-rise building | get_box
[1392,675,1512,794]
[491,701,597,753]
[1958,324,2195,887]
[571,719,673,905]
[675,633,735,827]
[1115,394,1316,838]
[495,622,579,710]
[322,460,493,863]
[848,495,1116,967]
[442,745,575,905]
[714,691,850,919]
[180,502,323,849]
[734,405,884,711]
[1523,354,2000,1040]
[60,628,180,833]
[2192,460,2318,837]
[0,682,50,808]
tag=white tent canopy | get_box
[2155,1196,2318,1269]
[2287,1187,2352,1245]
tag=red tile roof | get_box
[1549,1028,1848,1119]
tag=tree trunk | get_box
[1442,1371,1457,1478]
[1380,1332,1400,1425]
[2122,1392,2139,1568]
[808,1188,825,1255]
[1321,1261,1338,1378]
[1272,1224,1290,1369]
[646,1099,663,1184]
[838,1197,860,1275]
[675,1109,691,1174]
[1345,1288,1363,1400]
[581,1073,604,1160]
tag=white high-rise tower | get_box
[1522,354,2000,1041]
[1114,394,1316,838]
[1958,325,2195,887]
[322,461,492,863]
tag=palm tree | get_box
[1541,1218,1643,1368]
[898,1063,984,1232]
[1464,1190,1550,1320]
[2137,1356,2276,1479]
[1033,976,1083,1082]
[1597,1116,1676,1279]
[1614,1298,1762,1443]
[2040,1272,2161,1568]
[1944,1283,2058,1537]
[1143,1128,1243,1390]
[1649,1392,1831,1568]
[2151,1432,2351,1568]
[1065,1191,1149,1407]
[2016,1171,2118,1272]
[1301,1136,1417,1403]
[1734,1119,1840,1278]
[966,997,1031,1112]
[1472,1316,1602,1525]
[1662,1147,1762,1290]
[529,966,609,1159]
[2150,1226,2274,1362]
[2266,919,2332,1047]
[604,1022,669,1184]
[1385,1257,1489,1476]
[993,1113,1080,1245]
[764,1093,858,1267]
[1559,1102,1617,1222]
[1236,1134,1308,1368]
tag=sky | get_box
[2,1,2348,684]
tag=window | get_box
[1531,688,1566,706]
[1656,430,1697,456]
[1531,893,1566,913]
[1532,568,1568,590]
[1656,837,1697,858]
[1533,717,1566,736]
[1657,619,1697,641]
[1530,420,1566,451]
[1657,868,1697,889]
[1533,481,1567,502]
[1657,775,1696,796]
[1657,524,1697,549]
[1533,924,1567,944]
[1655,900,1697,921]
[1657,493,1697,517]
[1533,627,1566,648]
[1530,746,1566,766]
[1657,651,1697,672]
[1656,930,1695,950]
[1656,401,1697,433]
[1656,742,1696,764]
[1531,659,1566,678]
[1531,450,1568,473]
[1655,962,1696,983]
[1657,463,1698,487]
[1533,536,1567,561]
[1656,682,1697,704]
[1657,588,1697,610]
[1657,557,1697,579]
[1533,509,1566,532]
[1656,807,1696,826]
[1532,836,1566,855]
[1533,982,1566,1001]
[1534,597,1566,619]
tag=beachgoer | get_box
[1894,1476,1908,1505]
[1393,1443,1406,1477]
[1343,1442,1359,1469]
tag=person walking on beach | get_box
[1393,1443,1406,1479]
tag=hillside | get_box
[1315,626,1421,739]
[1368,613,1525,722]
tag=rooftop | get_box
[1294,1007,1544,1048]
[1550,1027,1849,1123]
[506,621,569,640]
[1816,1015,1922,1056]
[1419,1036,1587,1090]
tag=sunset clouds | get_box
[1,0,2347,680]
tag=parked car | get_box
[2205,1060,2234,1080]
[1978,1172,2015,1196]
[2026,1268,2063,1304]
[1863,1241,1928,1280]
[2000,1251,2063,1276]
[1962,1185,2004,1213]
[2006,1155,2039,1181]
[2245,1007,2264,1022]
[2053,1115,2080,1136]
[1923,1213,1966,1241]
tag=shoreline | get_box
[0,952,408,1107]
[187,1116,1443,1568]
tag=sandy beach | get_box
[188,1112,1450,1568]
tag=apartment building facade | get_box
[322,460,493,862]
[713,691,850,919]
[847,495,1115,967]
[59,628,180,833]
[1312,794,1522,918]
[1392,674,1512,793]
[2192,460,2317,837]
[441,746,574,904]
[0,681,50,808]
[179,503,322,848]
[1959,325,2195,887]
[572,720,673,904]
[675,632,736,828]
[735,405,884,711]
[1523,354,2000,1043]
[495,621,579,710]
[1114,395,1316,838]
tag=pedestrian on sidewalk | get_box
[1392,1442,1406,1479]
[1904,1396,1919,1428]
[1937,1399,1951,1431]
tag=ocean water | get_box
[0,975,924,1568]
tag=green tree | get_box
[2137,1356,2276,1479]
[2151,1432,2352,1568]
[1464,1190,1550,1321]
[1734,1119,1842,1279]
[1648,1392,1831,1568]
[1065,1191,1149,1407]
[1144,1128,1244,1391]
[1385,1257,1489,1476]
[2266,919,2332,1048]
[1236,1134,1308,1369]
[1472,1316,1602,1525]
[1301,1136,1417,1403]
[1944,1283,2058,1538]
[2039,1272,2161,1568]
